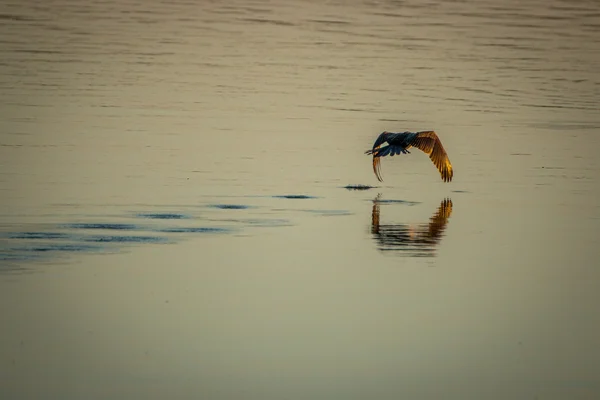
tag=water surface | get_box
[1,0,599,399]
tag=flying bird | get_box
[365,131,453,182]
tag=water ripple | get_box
[273,195,318,199]
[209,204,252,210]
[135,213,191,220]
[65,223,140,230]
[158,227,232,234]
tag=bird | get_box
[365,130,453,182]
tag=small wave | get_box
[373,199,420,206]
[0,14,34,22]
[273,195,317,199]
[82,235,169,244]
[20,243,103,253]
[135,213,191,219]
[343,184,377,190]
[8,232,71,240]
[66,223,140,230]
[241,18,295,27]
[209,204,251,210]
[158,227,232,233]
[243,218,293,227]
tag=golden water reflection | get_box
[370,196,453,257]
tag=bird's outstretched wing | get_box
[366,144,384,181]
[365,132,389,182]
[408,131,454,182]
[372,151,383,182]
[369,131,390,153]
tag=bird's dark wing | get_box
[370,131,389,152]
[372,151,383,182]
[408,131,454,182]
[365,132,389,182]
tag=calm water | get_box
[1,0,600,398]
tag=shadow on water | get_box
[272,195,318,199]
[343,184,378,191]
[135,213,191,220]
[370,195,453,257]
[0,211,235,272]
[0,196,327,272]
[2,191,446,271]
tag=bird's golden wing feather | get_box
[366,131,389,182]
[409,131,454,182]
[372,145,383,182]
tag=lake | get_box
[1,0,599,398]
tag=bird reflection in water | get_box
[370,195,453,257]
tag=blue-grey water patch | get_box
[0,250,43,262]
[158,227,233,234]
[273,195,318,199]
[372,199,421,206]
[343,184,377,190]
[65,223,141,230]
[0,196,332,270]
[535,166,566,170]
[0,251,46,272]
[0,218,237,270]
[82,235,170,244]
[209,204,252,210]
[6,232,72,240]
[15,243,105,253]
[135,213,191,220]
[0,242,110,271]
